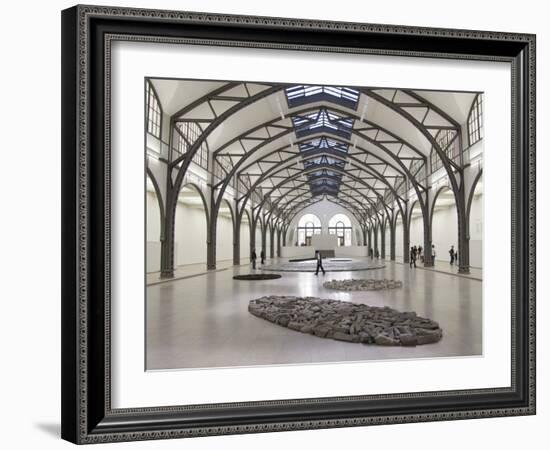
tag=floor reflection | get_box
[146,259,483,370]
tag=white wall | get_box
[287,200,363,246]
[393,196,483,268]
[409,205,424,251]
[255,223,262,252]
[281,246,315,258]
[385,226,391,257]
[239,221,250,262]
[266,228,272,258]
[469,193,483,268]
[335,246,369,257]
[431,202,459,263]
[216,214,234,262]
[174,202,208,266]
[146,190,162,272]
[311,234,339,249]
[395,217,404,260]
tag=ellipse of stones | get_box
[323,279,403,291]
[248,296,442,346]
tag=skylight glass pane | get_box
[292,109,354,139]
[285,85,360,110]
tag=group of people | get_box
[368,248,380,259]
[408,244,459,268]
[409,244,435,268]
[250,249,266,269]
[251,244,458,274]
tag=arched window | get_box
[328,214,353,246]
[467,94,484,146]
[173,122,209,170]
[305,221,316,238]
[297,214,322,246]
[146,81,161,138]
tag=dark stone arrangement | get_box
[323,279,403,291]
[233,274,282,281]
[248,296,442,346]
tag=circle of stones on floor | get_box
[233,274,282,281]
[248,295,442,346]
[323,279,403,291]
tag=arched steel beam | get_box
[285,195,367,225]
[244,148,402,205]
[429,185,455,232]
[243,156,397,227]
[270,176,378,221]
[253,164,384,217]
[179,182,211,231]
[234,134,406,199]
[168,85,285,224]
[269,179,373,222]
[466,168,483,221]
[263,177,373,225]
[209,105,427,240]
[285,195,366,227]
[403,90,462,129]
[251,166,384,224]
[171,84,283,168]
[363,89,462,181]
[170,82,241,121]
[240,148,400,213]
[146,168,165,239]
[212,104,423,191]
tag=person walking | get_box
[260,249,265,265]
[251,249,257,270]
[369,247,373,259]
[314,250,325,276]
[409,246,417,268]
[375,248,379,259]
[418,245,423,263]
[449,245,455,265]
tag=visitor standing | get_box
[260,249,265,265]
[251,249,257,269]
[409,246,417,268]
[449,245,455,265]
[314,250,326,276]
[418,245,423,263]
[375,248,379,259]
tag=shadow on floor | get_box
[35,422,60,438]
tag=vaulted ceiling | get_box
[151,79,479,224]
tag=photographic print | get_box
[145,79,484,371]
[61,5,535,443]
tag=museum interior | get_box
[145,79,484,370]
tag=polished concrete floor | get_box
[146,259,482,370]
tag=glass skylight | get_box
[292,109,354,139]
[285,85,360,110]
[298,137,349,154]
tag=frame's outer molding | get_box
[61,4,536,445]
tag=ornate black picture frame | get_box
[61,4,536,444]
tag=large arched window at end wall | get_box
[297,213,322,246]
[328,213,352,247]
[146,81,161,138]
